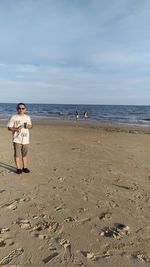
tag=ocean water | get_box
[1,103,150,127]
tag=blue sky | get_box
[0,0,150,104]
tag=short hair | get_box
[17,103,26,110]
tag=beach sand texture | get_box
[0,120,150,267]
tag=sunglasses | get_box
[18,107,25,110]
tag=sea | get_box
[1,103,150,127]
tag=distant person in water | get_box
[8,103,32,174]
[84,111,88,119]
[75,111,79,120]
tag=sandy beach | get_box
[0,120,150,267]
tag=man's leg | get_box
[22,156,27,168]
[15,157,20,169]
[13,143,22,174]
[22,145,30,173]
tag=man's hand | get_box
[8,125,23,133]
[16,125,23,132]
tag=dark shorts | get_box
[13,143,29,158]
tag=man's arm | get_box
[27,124,33,129]
[8,126,23,133]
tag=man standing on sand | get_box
[8,103,32,174]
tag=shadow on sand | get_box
[0,162,16,173]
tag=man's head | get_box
[17,103,26,115]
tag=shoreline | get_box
[18,118,150,134]
[0,114,150,129]
[2,117,150,136]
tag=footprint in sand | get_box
[16,217,59,233]
[0,248,24,265]
[42,252,59,264]
[58,177,65,182]
[76,217,91,225]
[16,218,31,230]
[78,208,87,213]
[73,258,84,266]
[0,228,15,248]
[99,211,112,220]
[64,217,75,223]
[48,244,57,251]
[0,202,15,209]
[0,228,10,234]
[0,169,12,175]
[81,250,111,261]
[107,199,119,208]
[0,238,6,247]
[18,197,31,203]
[83,195,88,201]
[32,219,59,233]
[71,147,80,150]
[36,234,48,240]
[132,252,150,262]
[32,214,47,219]
[55,205,64,212]
[48,221,59,232]
[7,204,17,210]
[30,220,50,232]
[0,198,30,211]
[59,239,72,262]
[0,237,15,248]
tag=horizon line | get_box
[0,102,150,106]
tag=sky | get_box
[0,0,150,104]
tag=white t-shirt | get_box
[8,114,32,144]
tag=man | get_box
[8,103,32,174]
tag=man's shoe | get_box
[17,169,22,174]
[22,168,30,173]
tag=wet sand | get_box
[0,120,150,266]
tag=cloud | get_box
[0,61,150,104]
